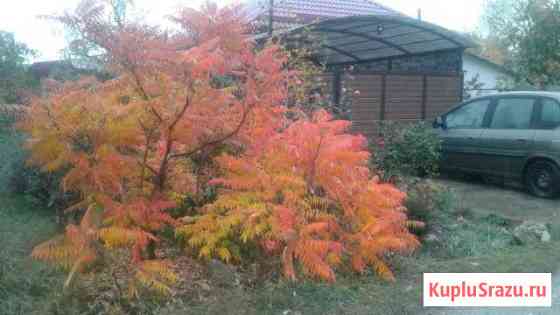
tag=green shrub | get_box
[405,180,441,223]
[0,129,71,215]
[403,179,455,239]
[8,157,68,206]
[370,121,441,181]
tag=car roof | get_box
[469,91,560,101]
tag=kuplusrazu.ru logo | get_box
[423,273,551,307]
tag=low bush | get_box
[0,105,26,128]
[1,130,67,205]
[9,157,66,205]
[404,180,443,228]
[370,121,441,181]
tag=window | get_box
[538,98,560,129]
[490,98,535,130]
[445,99,490,129]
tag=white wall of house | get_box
[463,53,513,97]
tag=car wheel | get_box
[525,160,560,198]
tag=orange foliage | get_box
[178,110,419,282]
[24,1,291,292]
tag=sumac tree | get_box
[23,0,419,294]
[24,1,291,294]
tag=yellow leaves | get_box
[326,252,342,267]
[369,257,396,282]
[98,227,145,249]
[30,136,67,172]
[170,192,189,204]
[302,196,331,213]
[198,246,213,259]
[300,196,333,222]
[134,260,178,296]
[217,247,232,263]
[294,240,337,282]
[33,238,96,291]
[406,220,426,232]
[31,221,99,281]
[210,193,261,213]
[31,236,80,269]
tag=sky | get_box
[0,0,485,62]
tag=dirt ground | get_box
[430,176,560,315]
[434,175,560,225]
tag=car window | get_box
[490,98,535,130]
[538,98,560,129]
[445,99,490,129]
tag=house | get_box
[29,61,77,81]
[463,52,514,98]
[247,0,403,30]
[246,0,475,136]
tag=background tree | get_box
[0,31,36,103]
[482,0,560,87]
[463,74,486,100]
[465,32,508,66]
[57,0,134,70]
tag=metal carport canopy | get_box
[285,14,475,66]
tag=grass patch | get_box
[149,242,560,315]
[413,184,519,259]
[0,126,65,314]
[0,129,26,192]
[0,193,64,315]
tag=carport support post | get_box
[459,49,465,101]
[380,74,386,121]
[268,0,274,37]
[333,70,341,107]
[421,75,427,120]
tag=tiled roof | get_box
[247,0,402,27]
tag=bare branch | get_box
[170,101,253,160]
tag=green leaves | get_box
[483,0,560,87]
[0,31,37,103]
[372,121,442,180]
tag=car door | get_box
[478,96,538,178]
[532,96,560,165]
[438,98,492,172]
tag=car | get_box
[432,91,560,198]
